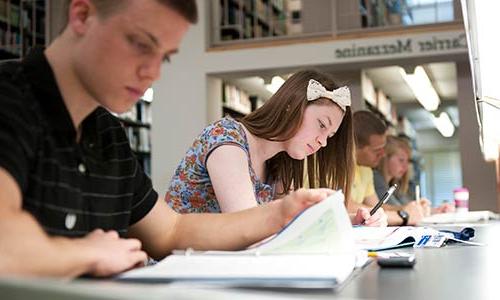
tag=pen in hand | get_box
[369,184,398,216]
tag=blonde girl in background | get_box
[374,136,454,221]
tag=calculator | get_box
[376,254,416,268]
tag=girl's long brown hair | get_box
[239,70,355,201]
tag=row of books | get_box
[118,100,153,125]
[0,0,46,59]
[117,99,152,175]
[0,1,45,31]
[0,28,22,52]
[362,71,396,125]
[219,0,288,41]
[125,126,151,153]
[223,83,252,115]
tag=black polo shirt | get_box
[0,48,158,237]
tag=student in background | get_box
[374,136,454,218]
[348,111,425,226]
[0,0,333,278]
[166,70,386,226]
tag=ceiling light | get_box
[265,76,285,94]
[432,111,455,137]
[400,66,440,111]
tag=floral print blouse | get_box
[165,117,275,213]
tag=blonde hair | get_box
[240,70,355,201]
[377,136,412,194]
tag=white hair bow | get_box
[306,79,351,111]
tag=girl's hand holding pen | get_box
[353,207,388,227]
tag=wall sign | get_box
[335,33,467,59]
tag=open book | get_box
[353,226,445,251]
[420,210,500,225]
[118,191,364,288]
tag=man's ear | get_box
[67,0,96,36]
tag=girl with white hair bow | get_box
[165,69,387,227]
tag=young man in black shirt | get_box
[0,0,333,278]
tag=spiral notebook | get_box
[117,191,366,289]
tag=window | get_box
[422,151,462,205]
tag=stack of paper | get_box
[420,211,500,225]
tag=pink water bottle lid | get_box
[453,187,469,193]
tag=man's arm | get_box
[128,188,332,260]
[0,168,147,278]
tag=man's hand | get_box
[403,201,425,225]
[77,229,147,277]
[278,188,334,226]
[352,207,388,227]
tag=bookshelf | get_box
[117,91,153,176]
[0,0,46,60]
[217,0,287,41]
[361,71,396,127]
[222,82,263,118]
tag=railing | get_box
[339,0,460,33]
[210,0,462,47]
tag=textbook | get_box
[353,226,449,251]
[420,210,500,225]
[118,191,365,288]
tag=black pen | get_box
[370,184,398,216]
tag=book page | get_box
[252,190,354,255]
[200,191,354,256]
